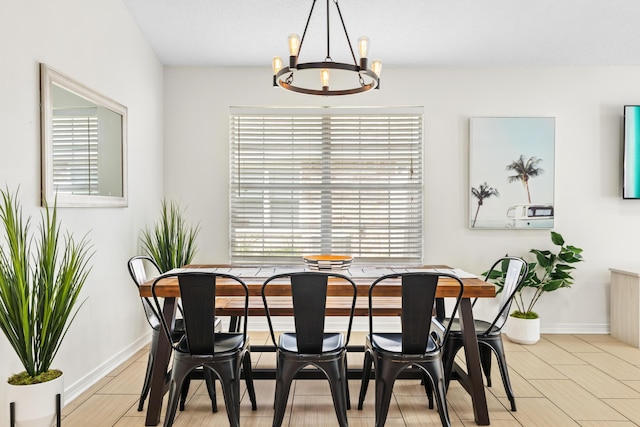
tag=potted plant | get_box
[140,200,200,272]
[0,188,92,426]
[505,231,584,344]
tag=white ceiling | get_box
[122,0,640,67]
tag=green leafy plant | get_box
[140,200,200,272]
[0,188,92,384]
[510,231,583,319]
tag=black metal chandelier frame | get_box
[273,0,380,96]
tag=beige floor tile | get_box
[349,380,403,418]
[555,364,640,398]
[544,334,603,353]
[289,394,349,425]
[462,420,521,427]
[529,379,627,421]
[575,352,640,381]
[580,334,621,344]
[593,341,640,366]
[621,380,640,392]
[503,350,567,380]
[62,394,138,427]
[484,361,544,399]
[99,361,148,395]
[501,335,530,352]
[602,398,640,424]
[512,397,580,426]
[397,394,464,426]
[62,375,116,416]
[525,338,589,365]
[578,422,638,427]
[113,416,155,426]
[445,382,513,422]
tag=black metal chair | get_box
[151,271,257,427]
[441,256,528,412]
[261,272,357,427]
[128,256,207,412]
[357,272,464,427]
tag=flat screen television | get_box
[624,105,640,198]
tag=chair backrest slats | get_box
[151,272,249,356]
[262,271,357,353]
[128,256,162,329]
[369,272,464,354]
[401,274,438,354]
[179,274,216,355]
[291,274,328,353]
[486,256,528,332]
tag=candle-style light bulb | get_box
[358,36,370,70]
[320,69,330,90]
[288,33,300,69]
[372,60,382,89]
[288,33,300,56]
[372,60,382,76]
[357,36,370,59]
[272,56,283,86]
[272,56,283,74]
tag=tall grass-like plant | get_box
[0,189,92,384]
[140,200,200,272]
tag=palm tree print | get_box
[506,155,543,203]
[471,182,499,227]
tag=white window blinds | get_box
[52,108,99,195]
[229,107,423,264]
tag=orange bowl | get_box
[303,254,353,271]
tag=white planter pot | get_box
[6,373,63,427]
[505,316,540,345]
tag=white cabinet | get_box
[610,268,640,347]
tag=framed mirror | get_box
[40,63,127,207]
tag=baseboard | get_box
[63,332,152,405]
[540,323,610,334]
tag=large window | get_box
[229,107,423,264]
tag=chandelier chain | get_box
[298,0,318,60]
[333,0,358,66]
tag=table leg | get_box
[145,297,177,426]
[458,298,490,425]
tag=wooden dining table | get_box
[138,265,496,426]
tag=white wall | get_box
[164,66,640,335]
[0,0,164,423]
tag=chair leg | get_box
[138,330,160,411]
[373,356,402,427]
[163,362,192,427]
[344,352,350,410]
[357,350,373,410]
[442,339,463,390]
[479,344,493,387]
[272,356,300,427]
[243,351,258,410]
[203,368,218,413]
[324,357,349,427]
[419,363,451,427]
[138,350,154,411]
[178,373,191,411]
[422,370,434,409]
[491,339,517,411]
[216,360,241,427]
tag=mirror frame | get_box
[40,63,128,207]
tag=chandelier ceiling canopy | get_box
[272,0,382,96]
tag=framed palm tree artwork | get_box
[469,117,555,229]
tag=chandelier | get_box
[272,0,382,96]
